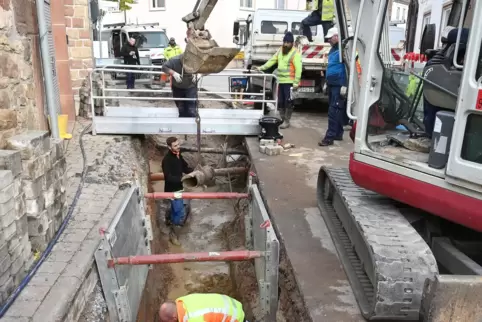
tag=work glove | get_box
[171,71,182,83]
[251,66,262,72]
[129,51,135,56]
[340,86,347,97]
[191,74,198,85]
[292,84,299,90]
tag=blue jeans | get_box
[423,96,441,138]
[301,11,334,40]
[169,199,191,226]
[172,86,197,117]
[277,83,293,110]
[126,73,135,89]
[324,85,346,140]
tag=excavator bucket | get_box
[183,37,240,74]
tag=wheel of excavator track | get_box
[316,166,439,321]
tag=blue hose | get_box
[0,123,92,318]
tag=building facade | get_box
[100,0,307,49]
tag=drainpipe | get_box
[36,0,60,138]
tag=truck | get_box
[233,9,331,105]
[317,0,482,320]
[102,22,170,66]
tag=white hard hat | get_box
[325,27,339,39]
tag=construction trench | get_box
[133,135,307,322]
[75,69,310,321]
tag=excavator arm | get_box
[180,0,240,74]
[182,0,218,31]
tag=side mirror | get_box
[233,22,240,36]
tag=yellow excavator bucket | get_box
[183,36,240,74]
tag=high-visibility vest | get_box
[176,293,245,322]
[321,0,335,21]
[260,47,302,85]
[306,0,335,21]
[164,45,183,60]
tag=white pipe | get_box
[36,0,59,138]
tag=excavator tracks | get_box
[317,167,439,320]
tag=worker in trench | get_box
[162,53,197,118]
[301,0,335,41]
[158,293,249,322]
[162,136,194,245]
[121,38,141,89]
[253,31,302,129]
[164,37,183,60]
[319,27,348,146]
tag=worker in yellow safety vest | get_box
[301,0,336,40]
[254,31,302,129]
[164,37,183,60]
[159,293,248,322]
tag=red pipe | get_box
[150,173,165,181]
[144,192,249,199]
[108,250,263,267]
[149,167,248,182]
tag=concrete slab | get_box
[246,111,364,322]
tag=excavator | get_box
[317,0,482,320]
[181,0,240,74]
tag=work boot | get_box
[169,227,181,246]
[280,107,293,129]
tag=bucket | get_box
[183,37,240,74]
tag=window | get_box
[276,0,285,9]
[422,13,431,33]
[129,31,169,49]
[402,8,406,20]
[461,114,482,165]
[260,20,287,34]
[291,22,317,36]
[151,0,165,10]
[396,7,400,20]
[439,5,451,47]
[240,0,253,8]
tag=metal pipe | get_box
[144,192,249,199]
[104,88,266,96]
[107,250,263,267]
[149,167,247,181]
[153,144,248,155]
[92,95,274,103]
[36,0,59,139]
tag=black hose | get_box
[0,123,92,318]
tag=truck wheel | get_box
[293,98,303,107]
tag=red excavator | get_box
[317,0,482,320]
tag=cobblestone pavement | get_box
[3,119,146,322]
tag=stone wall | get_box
[64,0,94,113]
[0,0,46,148]
[0,131,67,304]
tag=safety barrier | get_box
[90,65,278,136]
[95,181,280,321]
[94,186,152,322]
